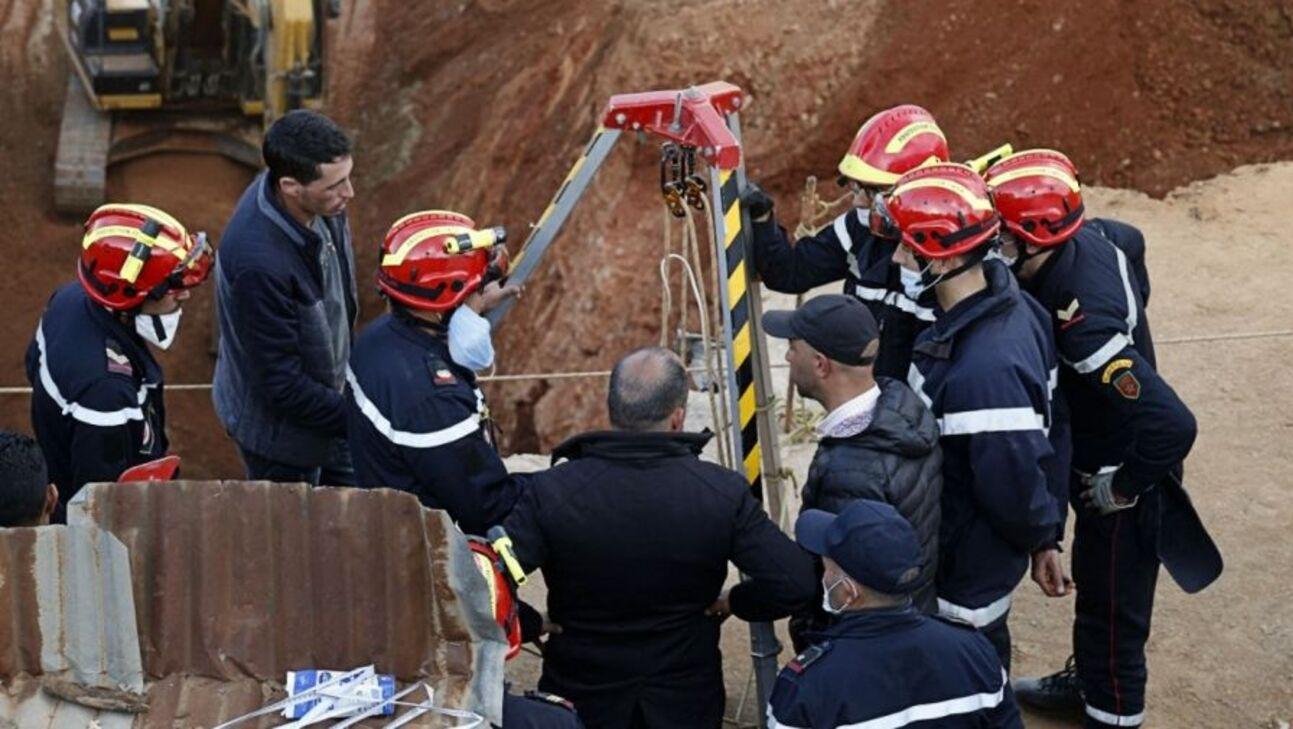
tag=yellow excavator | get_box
[54,0,336,213]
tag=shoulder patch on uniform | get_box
[1100,358,1133,384]
[104,340,134,376]
[523,690,576,712]
[1056,296,1085,330]
[786,642,831,674]
[932,614,977,630]
[426,355,457,386]
[1112,370,1141,400]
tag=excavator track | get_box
[53,74,112,215]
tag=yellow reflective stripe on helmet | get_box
[82,225,184,255]
[388,209,473,233]
[986,165,1080,192]
[381,225,473,266]
[891,178,994,211]
[883,120,945,154]
[104,203,189,240]
[838,153,901,186]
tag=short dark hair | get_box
[608,347,689,431]
[0,432,49,527]
[262,110,352,186]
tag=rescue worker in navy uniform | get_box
[25,203,212,521]
[761,295,942,644]
[502,346,817,729]
[345,210,524,536]
[742,105,948,379]
[884,163,1072,671]
[768,499,1022,729]
[986,151,1213,728]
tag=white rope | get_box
[0,330,1286,397]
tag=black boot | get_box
[1013,655,1084,716]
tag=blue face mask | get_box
[447,305,495,372]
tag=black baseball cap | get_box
[762,294,879,366]
[795,500,922,595]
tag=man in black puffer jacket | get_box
[764,295,942,646]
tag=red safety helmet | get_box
[78,203,212,311]
[468,538,522,660]
[985,149,1084,248]
[838,105,950,188]
[376,210,508,312]
[886,163,1001,259]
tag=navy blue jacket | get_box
[1022,219,1195,495]
[212,172,358,467]
[504,430,817,728]
[25,284,168,518]
[769,606,1022,729]
[908,260,1067,623]
[349,310,524,532]
[345,311,522,535]
[751,209,935,379]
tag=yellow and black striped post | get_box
[708,112,786,725]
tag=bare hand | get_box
[1031,548,1074,597]
[705,591,732,621]
[466,281,522,314]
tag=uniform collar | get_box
[823,603,923,639]
[914,259,1018,360]
[816,385,881,438]
[551,430,713,465]
[1023,236,1076,301]
[80,288,156,369]
[256,171,331,250]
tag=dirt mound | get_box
[328,0,1293,452]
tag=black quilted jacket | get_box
[802,377,943,612]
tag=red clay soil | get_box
[2,0,1292,471]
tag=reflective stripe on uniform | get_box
[854,285,936,323]
[768,668,1009,729]
[1085,704,1145,727]
[1065,240,1139,374]
[937,407,1046,436]
[938,594,1012,628]
[345,366,483,449]
[907,364,932,410]
[833,210,864,279]
[35,323,149,427]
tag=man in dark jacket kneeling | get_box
[502,346,817,729]
[763,295,942,642]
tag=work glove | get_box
[741,182,775,221]
[1079,468,1138,516]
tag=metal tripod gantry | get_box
[488,81,789,727]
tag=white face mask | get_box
[448,305,495,372]
[135,309,182,350]
[985,247,1016,267]
[821,576,855,615]
[899,265,925,302]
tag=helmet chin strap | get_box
[913,245,990,294]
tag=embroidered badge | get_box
[1113,370,1141,400]
[1057,297,1085,330]
[105,344,133,376]
[787,644,827,674]
[1101,358,1133,384]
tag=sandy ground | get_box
[504,163,1293,728]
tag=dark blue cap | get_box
[795,500,922,594]
[762,294,879,366]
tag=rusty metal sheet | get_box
[0,525,143,728]
[0,525,143,693]
[64,480,504,727]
